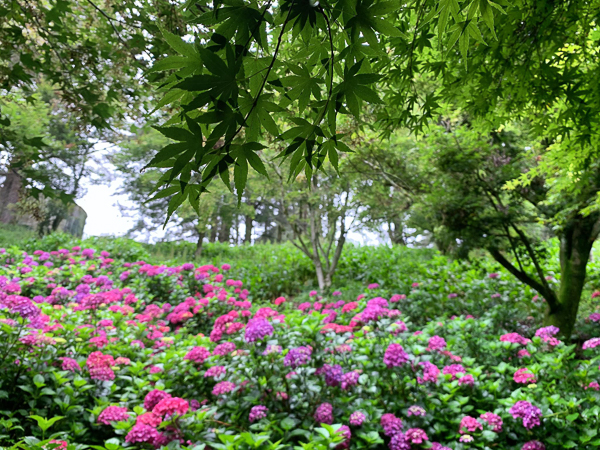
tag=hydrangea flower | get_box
[249,405,268,422]
[522,441,545,450]
[514,368,536,384]
[144,390,171,411]
[314,403,333,424]
[405,428,428,443]
[336,425,351,449]
[61,357,81,372]
[184,346,211,364]
[407,405,426,416]
[125,423,160,444]
[153,397,189,417]
[510,401,542,429]
[459,416,483,434]
[383,344,409,368]
[245,318,274,343]
[417,361,440,384]
[381,413,403,436]
[388,432,410,450]
[205,366,226,378]
[427,335,446,351]
[350,411,366,426]
[97,406,129,425]
[213,381,236,395]
[500,333,531,345]
[284,346,312,368]
[583,338,600,350]
[480,412,503,432]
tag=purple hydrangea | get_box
[284,346,312,368]
[383,343,409,368]
[510,401,542,429]
[381,413,403,436]
[336,425,351,449]
[389,432,410,450]
[244,318,274,343]
[324,364,343,387]
[535,326,559,337]
[407,405,426,417]
[314,402,333,424]
[249,405,268,422]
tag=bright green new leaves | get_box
[145,0,507,223]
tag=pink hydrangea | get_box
[459,416,482,434]
[61,357,81,372]
[136,412,162,427]
[98,406,129,425]
[86,351,115,381]
[585,381,600,390]
[204,366,226,378]
[213,342,236,356]
[405,428,428,444]
[184,346,211,364]
[442,364,466,380]
[518,349,531,358]
[213,381,236,395]
[336,425,351,449]
[458,374,475,386]
[500,333,531,345]
[583,338,600,350]
[125,423,160,444]
[514,368,536,384]
[407,405,426,416]
[144,390,171,411]
[152,397,189,417]
[480,412,503,432]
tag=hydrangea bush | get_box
[0,242,600,450]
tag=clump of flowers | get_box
[184,346,211,364]
[245,318,274,343]
[284,346,312,368]
[427,335,446,351]
[125,423,160,445]
[514,368,536,384]
[153,397,189,417]
[144,390,171,411]
[314,402,333,424]
[583,338,600,350]
[97,406,129,425]
[381,413,403,436]
[407,405,426,417]
[249,405,268,422]
[522,441,545,450]
[510,401,542,429]
[350,411,366,426]
[61,357,81,372]
[500,333,531,345]
[213,381,236,396]
[459,416,482,434]
[480,412,503,432]
[405,428,428,444]
[86,351,115,381]
[383,343,409,368]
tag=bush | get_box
[1,240,600,450]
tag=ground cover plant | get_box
[1,239,600,450]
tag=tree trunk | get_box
[194,232,205,259]
[244,215,253,244]
[0,169,22,224]
[544,215,599,337]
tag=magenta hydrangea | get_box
[61,357,81,372]
[388,432,410,450]
[314,402,333,424]
[383,343,409,368]
[417,361,440,384]
[153,397,189,417]
[341,370,361,390]
[144,390,171,411]
[583,338,600,350]
[213,381,236,395]
[514,368,536,384]
[213,342,236,356]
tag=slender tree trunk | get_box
[194,232,205,259]
[545,215,599,337]
[309,204,325,291]
[0,169,22,224]
[244,214,253,244]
